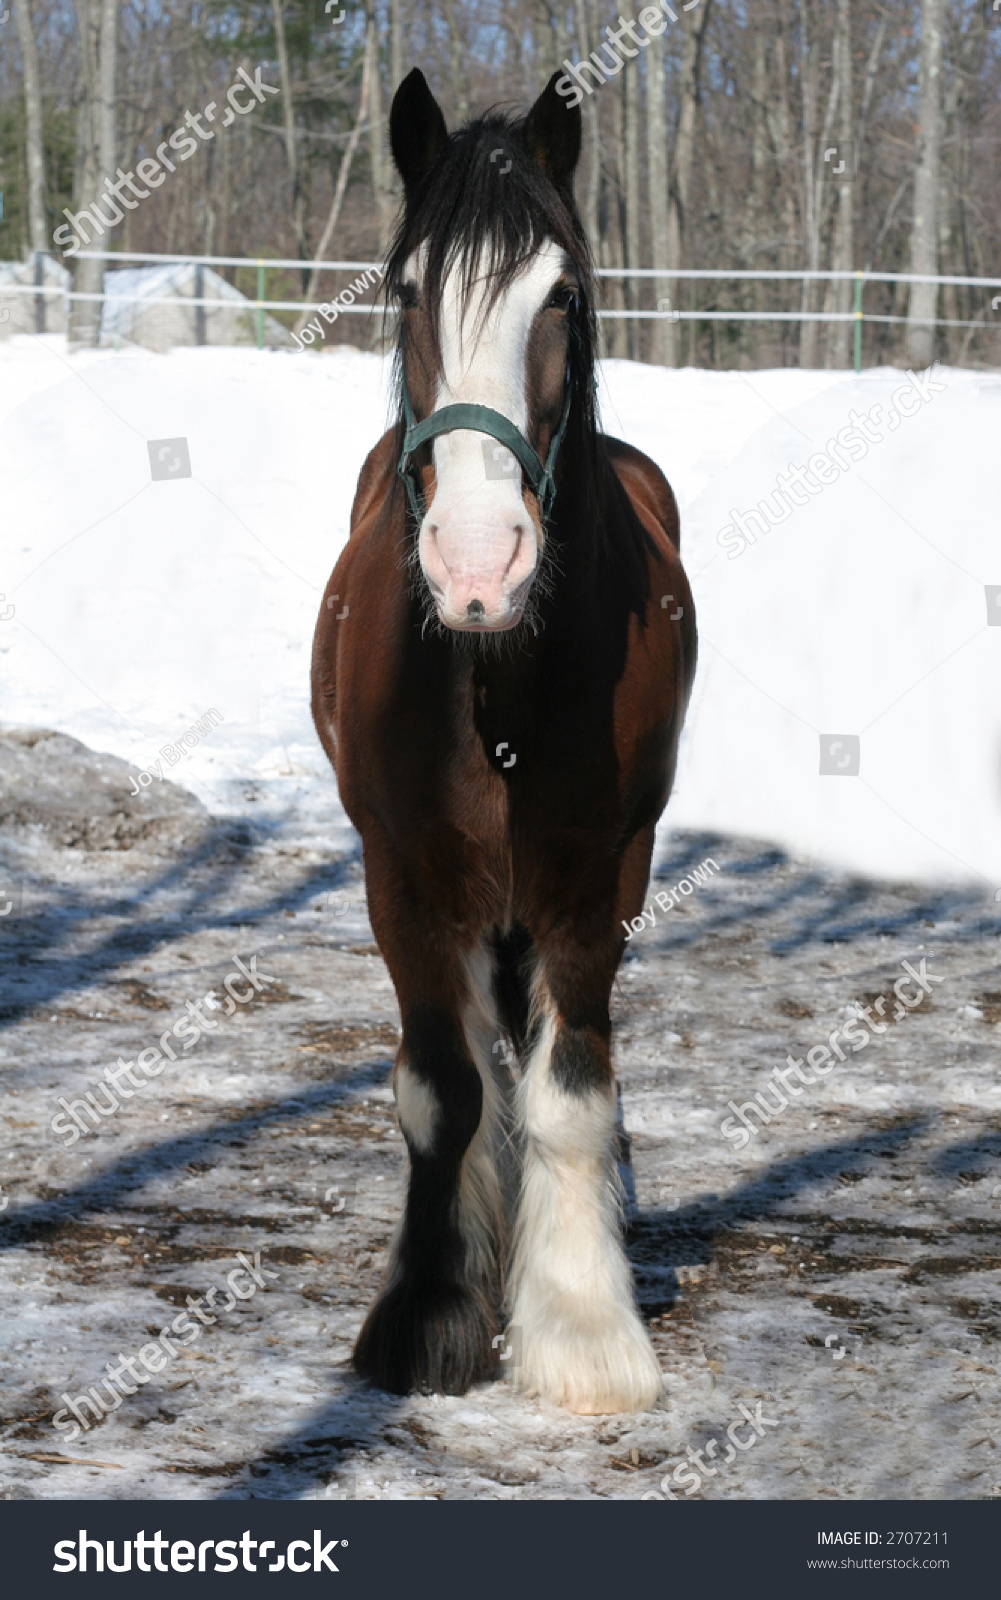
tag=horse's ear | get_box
[390,69,449,196]
[523,72,581,201]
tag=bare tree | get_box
[646,32,670,366]
[600,78,628,360]
[551,0,569,69]
[442,0,468,124]
[771,0,799,282]
[68,0,118,346]
[826,0,853,367]
[366,1,393,251]
[14,0,47,330]
[534,0,553,89]
[907,0,943,367]
[270,0,309,275]
[574,0,600,254]
[14,0,46,256]
[797,0,838,369]
[296,25,374,334]
[9,0,1001,370]
[743,27,770,360]
[665,0,711,367]
[623,35,640,361]
[390,0,405,92]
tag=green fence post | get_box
[256,260,265,351]
[853,271,863,374]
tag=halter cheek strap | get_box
[397,363,573,527]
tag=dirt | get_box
[0,728,998,1500]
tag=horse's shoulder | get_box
[602,435,681,551]
[350,427,400,535]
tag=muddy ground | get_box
[0,726,999,1501]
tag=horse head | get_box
[387,68,597,634]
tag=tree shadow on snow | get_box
[0,1065,392,1254]
[0,813,362,1029]
[649,830,999,955]
[626,1112,934,1318]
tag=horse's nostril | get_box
[466,599,485,620]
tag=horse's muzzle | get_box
[419,512,539,631]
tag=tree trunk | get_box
[386,0,405,223]
[574,0,600,253]
[552,0,569,68]
[827,0,854,368]
[220,106,232,263]
[297,27,373,335]
[68,0,117,347]
[666,0,711,368]
[623,48,640,361]
[937,56,961,361]
[366,1,393,252]
[907,0,943,368]
[15,0,48,331]
[746,28,768,362]
[532,0,569,86]
[443,0,468,124]
[856,17,887,156]
[797,0,837,369]
[771,3,798,360]
[15,0,47,254]
[271,0,309,281]
[602,85,627,360]
[390,0,404,91]
[534,0,553,89]
[646,33,670,366]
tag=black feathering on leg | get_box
[352,1007,500,1397]
[354,1278,498,1395]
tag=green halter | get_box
[397,362,573,526]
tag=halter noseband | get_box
[397,362,573,527]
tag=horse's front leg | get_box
[352,836,506,1396]
[509,909,661,1415]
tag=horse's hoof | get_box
[353,1280,497,1396]
[511,1307,663,1415]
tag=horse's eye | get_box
[393,281,420,310]
[549,285,579,314]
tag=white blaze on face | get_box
[417,240,566,632]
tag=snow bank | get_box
[1,335,998,888]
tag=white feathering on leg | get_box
[508,1006,662,1414]
[458,943,511,1291]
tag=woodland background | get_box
[0,0,999,366]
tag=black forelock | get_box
[384,108,601,530]
[388,113,594,371]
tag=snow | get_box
[1,337,998,894]
[1,331,999,1502]
[1,784,997,1501]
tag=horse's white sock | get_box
[508,1009,662,1414]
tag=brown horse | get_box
[311,69,696,1414]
